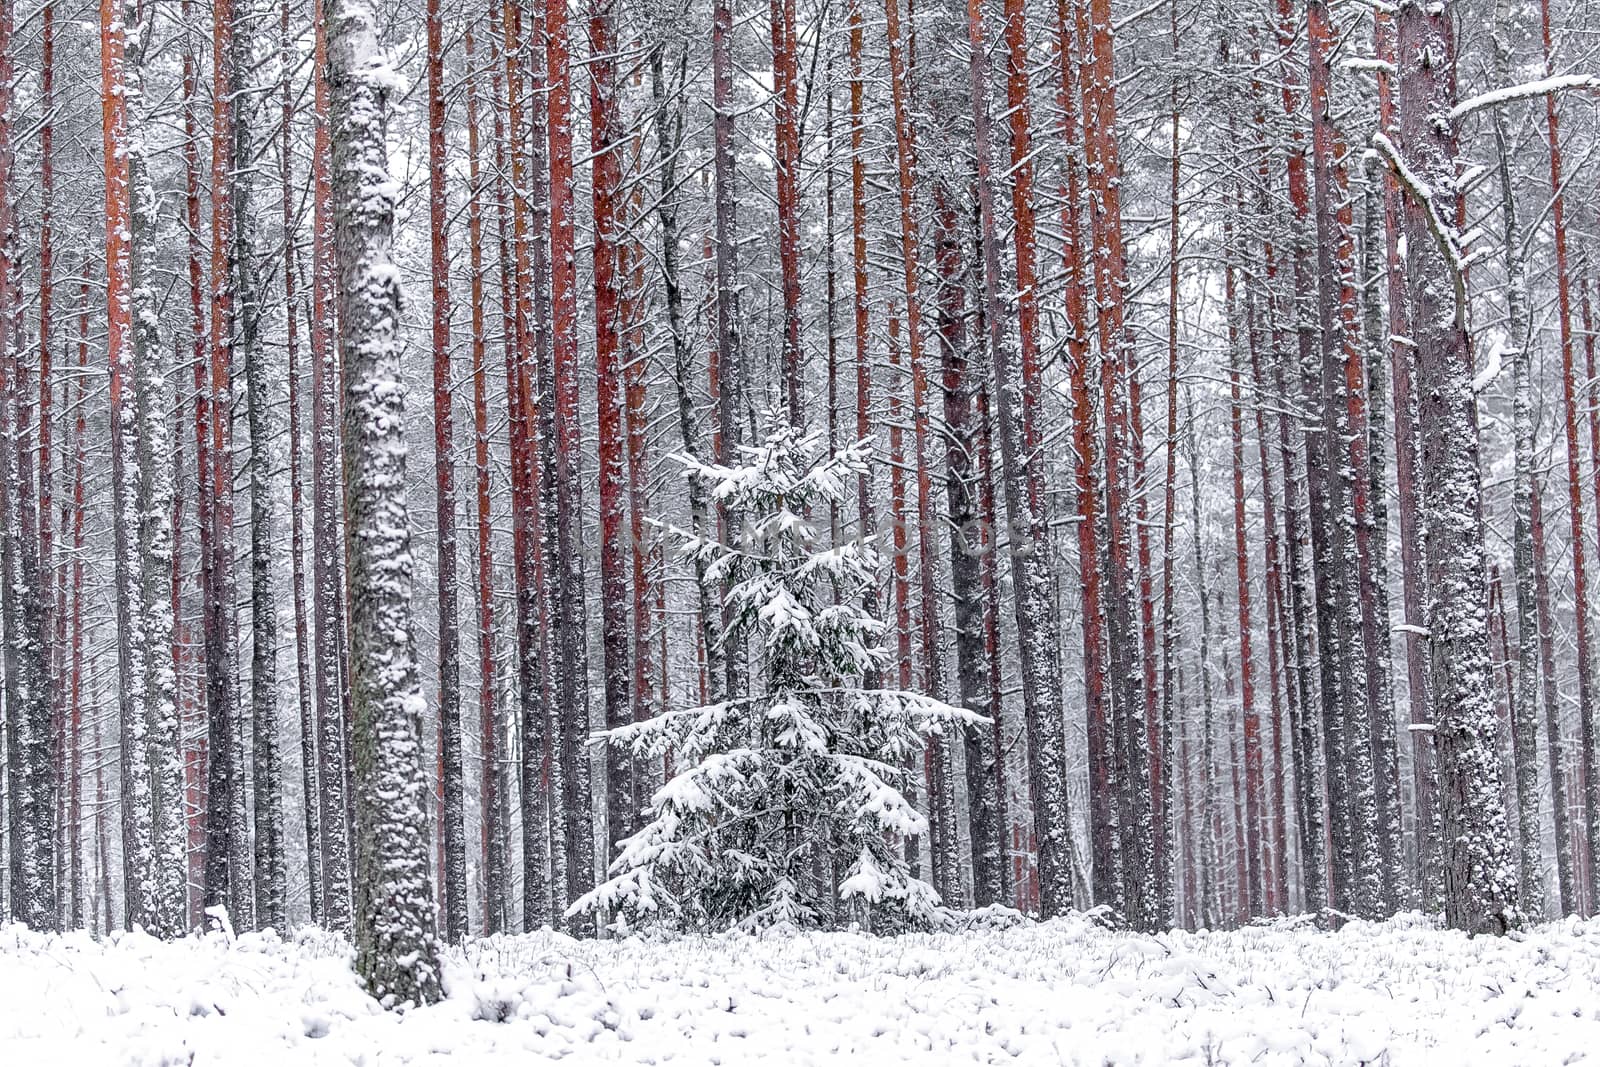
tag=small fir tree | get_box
[571,429,980,933]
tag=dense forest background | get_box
[0,0,1596,958]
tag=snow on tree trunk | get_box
[935,187,1006,909]
[423,0,466,945]
[463,19,507,937]
[0,0,55,931]
[545,0,595,933]
[1490,0,1546,917]
[590,0,634,866]
[311,0,353,933]
[100,0,155,935]
[280,0,322,928]
[1392,0,1517,935]
[969,0,1076,922]
[226,0,286,935]
[326,0,443,1004]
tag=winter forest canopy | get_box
[0,0,1597,1010]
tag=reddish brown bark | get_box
[546,0,594,924]
[889,311,912,694]
[1224,237,1264,918]
[463,18,505,936]
[1053,0,1114,909]
[772,0,803,427]
[425,0,465,943]
[1076,0,1155,926]
[1540,0,1600,909]
[847,0,871,536]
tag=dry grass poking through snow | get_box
[2,912,1599,1064]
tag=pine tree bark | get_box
[772,0,803,427]
[968,0,1075,918]
[545,0,595,928]
[1530,474,1577,911]
[1223,218,1264,917]
[100,0,154,933]
[423,0,466,944]
[1052,1,1115,912]
[1374,0,1434,908]
[1532,0,1600,914]
[1490,6,1545,915]
[463,19,507,936]
[590,0,634,861]
[883,0,954,902]
[326,0,444,1001]
[712,0,747,701]
[937,187,1005,908]
[1075,0,1155,928]
[311,0,352,932]
[1307,0,1382,918]
[205,0,255,930]
[228,0,286,934]
[281,0,321,927]
[1392,0,1517,934]
[1,0,54,931]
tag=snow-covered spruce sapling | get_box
[570,429,983,933]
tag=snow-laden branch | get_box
[1451,74,1598,122]
[1342,57,1396,76]
[1369,133,1468,331]
[1471,340,1506,395]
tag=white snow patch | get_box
[4,915,1600,1064]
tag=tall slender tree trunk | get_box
[1532,0,1600,914]
[205,0,254,930]
[464,18,506,936]
[1530,474,1577,911]
[1374,0,1433,908]
[1076,0,1155,928]
[772,0,803,427]
[938,187,1005,907]
[0,0,54,931]
[281,0,321,927]
[228,0,285,934]
[545,0,594,928]
[311,0,352,932]
[1223,219,1264,918]
[967,0,1076,918]
[590,0,633,862]
[327,0,444,1000]
[712,0,747,701]
[1392,0,1516,934]
[1052,0,1115,911]
[883,0,954,900]
[424,0,466,944]
[100,0,152,933]
[1490,6,1545,915]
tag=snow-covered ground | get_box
[3,912,1598,1065]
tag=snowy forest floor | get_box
[2,913,1598,1065]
